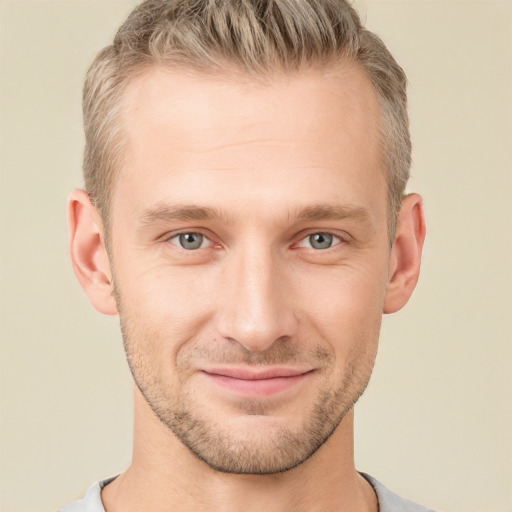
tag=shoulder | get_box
[57,498,85,512]
[57,477,116,512]
[361,473,437,512]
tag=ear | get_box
[383,193,426,314]
[68,189,118,315]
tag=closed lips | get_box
[201,368,313,380]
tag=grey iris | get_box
[179,233,203,250]
[309,233,333,250]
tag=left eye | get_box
[169,232,210,250]
[298,233,342,250]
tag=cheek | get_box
[113,258,218,361]
[294,259,388,356]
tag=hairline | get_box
[99,58,399,249]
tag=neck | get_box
[101,386,377,512]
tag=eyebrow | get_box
[292,204,372,224]
[138,203,226,227]
[137,202,373,228]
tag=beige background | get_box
[0,1,510,511]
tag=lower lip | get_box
[202,372,312,397]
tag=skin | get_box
[68,61,425,512]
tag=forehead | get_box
[113,62,385,225]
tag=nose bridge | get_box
[216,239,296,351]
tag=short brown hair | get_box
[83,0,410,237]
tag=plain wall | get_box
[0,1,510,511]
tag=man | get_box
[60,0,429,510]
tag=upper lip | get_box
[201,367,313,380]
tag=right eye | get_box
[168,232,212,250]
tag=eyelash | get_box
[166,231,347,252]
[295,232,344,250]
[167,232,214,251]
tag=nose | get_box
[215,245,298,352]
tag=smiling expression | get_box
[106,62,393,474]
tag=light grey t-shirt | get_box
[58,473,436,512]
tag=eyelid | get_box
[294,231,349,249]
[164,230,215,249]
[159,229,349,251]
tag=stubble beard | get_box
[117,308,379,476]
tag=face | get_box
[109,63,392,474]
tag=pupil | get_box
[180,233,202,249]
[311,233,332,249]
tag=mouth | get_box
[200,367,314,397]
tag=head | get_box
[69,0,425,475]
[82,0,411,240]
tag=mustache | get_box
[176,338,332,367]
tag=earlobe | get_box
[383,193,426,314]
[68,189,118,315]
